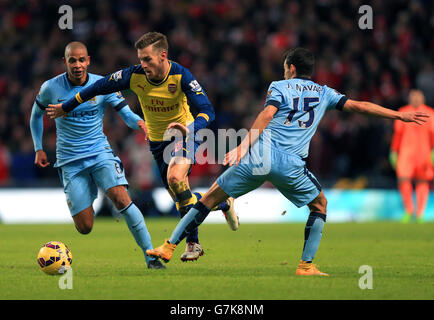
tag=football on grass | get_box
[37,241,72,275]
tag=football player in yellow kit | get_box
[47,32,238,261]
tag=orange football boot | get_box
[296,260,329,276]
[146,239,177,263]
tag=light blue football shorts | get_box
[216,147,321,208]
[57,152,128,216]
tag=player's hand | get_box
[389,151,398,170]
[223,147,240,166]
[223,144,248,167]
[137,120,148,141]
[400,111,429,125]
[46,103,68,119]
[35,150,50,168]
[165,122,189,138]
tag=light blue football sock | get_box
[169,201,211,245]
[120,202,155,265]
[301,212,326,262]
[179,204,199,243]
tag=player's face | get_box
[409,90,425,108]
[63,48,90,84]
[138,45,167,81]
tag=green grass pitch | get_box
[0,218,433,300]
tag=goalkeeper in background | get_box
[390,90,434,223]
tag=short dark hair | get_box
[284,48,315,77]
[64,41,88,58]
[134,32,168,52]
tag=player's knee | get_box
[73,207,94,234]
[75,222,93,235]
[167,172,184,188]
[112,197,131,211]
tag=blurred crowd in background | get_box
[1,0,433,194]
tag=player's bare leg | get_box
[191,179,238,230]
[167,157,194,210]
[307,191,327,214]
[146,181,231,263]
[167,158,238,261]
[72,206,94,234]
[167,157,204,261]
[106,185,132,210]
[189,168,238,227]
[106,185,165,269]
[296,191,329,276]
[200,181,231,212]
[201,181,239,230]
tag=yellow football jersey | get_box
[66,60,214,142]
[129,62,195,141]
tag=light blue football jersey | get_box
[262,77,347,159]
[35,73,127,167]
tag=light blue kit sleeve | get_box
[264,82,284,108]
[116,105,143,130]
[62,65,137,112]
[324,86,348,111]
[30,81,51,151]
[104,91,142,130]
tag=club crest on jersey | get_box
[88,96,97,104]
[109,70,122,82]
[168,83,177,94]
[173,141,183,153]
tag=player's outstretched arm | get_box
[224,105,278,166]
[47,68,134,119]
[342,99,430,124]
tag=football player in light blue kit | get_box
[30,42,165,269]
[146,48,429,275]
